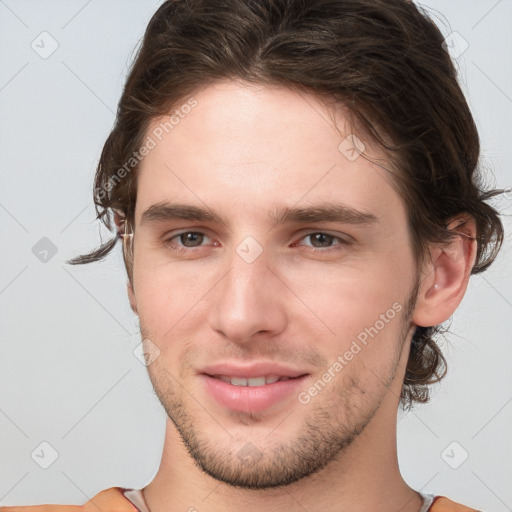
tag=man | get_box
[2,0,504,510]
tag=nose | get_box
[208,249,288,345]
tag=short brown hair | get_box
[69,0,505,409]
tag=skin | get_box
[117,80,476,512]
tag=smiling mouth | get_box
[201,372,309,413]
[207,374,305,386]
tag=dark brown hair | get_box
[68,0,505,409]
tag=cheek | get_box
[279,250,414,342]
[132,257,214,340]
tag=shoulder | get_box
[430,496,481,512]
[0,487,138,512]
[1,489,482,512]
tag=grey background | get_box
[0,0,511,509]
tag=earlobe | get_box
[128,281,138,315]
[412,215,477,328]
[113,208,127,235]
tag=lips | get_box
[199,362,310,413]
[200,361,307,380]
[213,375,291,386]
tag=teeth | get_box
[216,375,284,386]
[231,377,248,386]
[248,377,266,387]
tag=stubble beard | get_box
[142,287,417,490]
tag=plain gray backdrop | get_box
[0,0,511,509]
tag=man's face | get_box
[130,80,418,488]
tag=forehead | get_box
[135,80,404,227]
[146,80,359,161]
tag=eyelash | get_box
[293,232,350,251]
[162,231,351,254]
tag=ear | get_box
[113,209,137,314]
[413,214,477,327]
[128,280,138,315]
[113,208,127,235]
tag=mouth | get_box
[208,374,299,386]
[199,364,310,414]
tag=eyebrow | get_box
[141,202,225,226]
[140,202,378,227]
[269,204,378,226]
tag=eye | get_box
[296,232,350,250]
[164,231,213,250]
